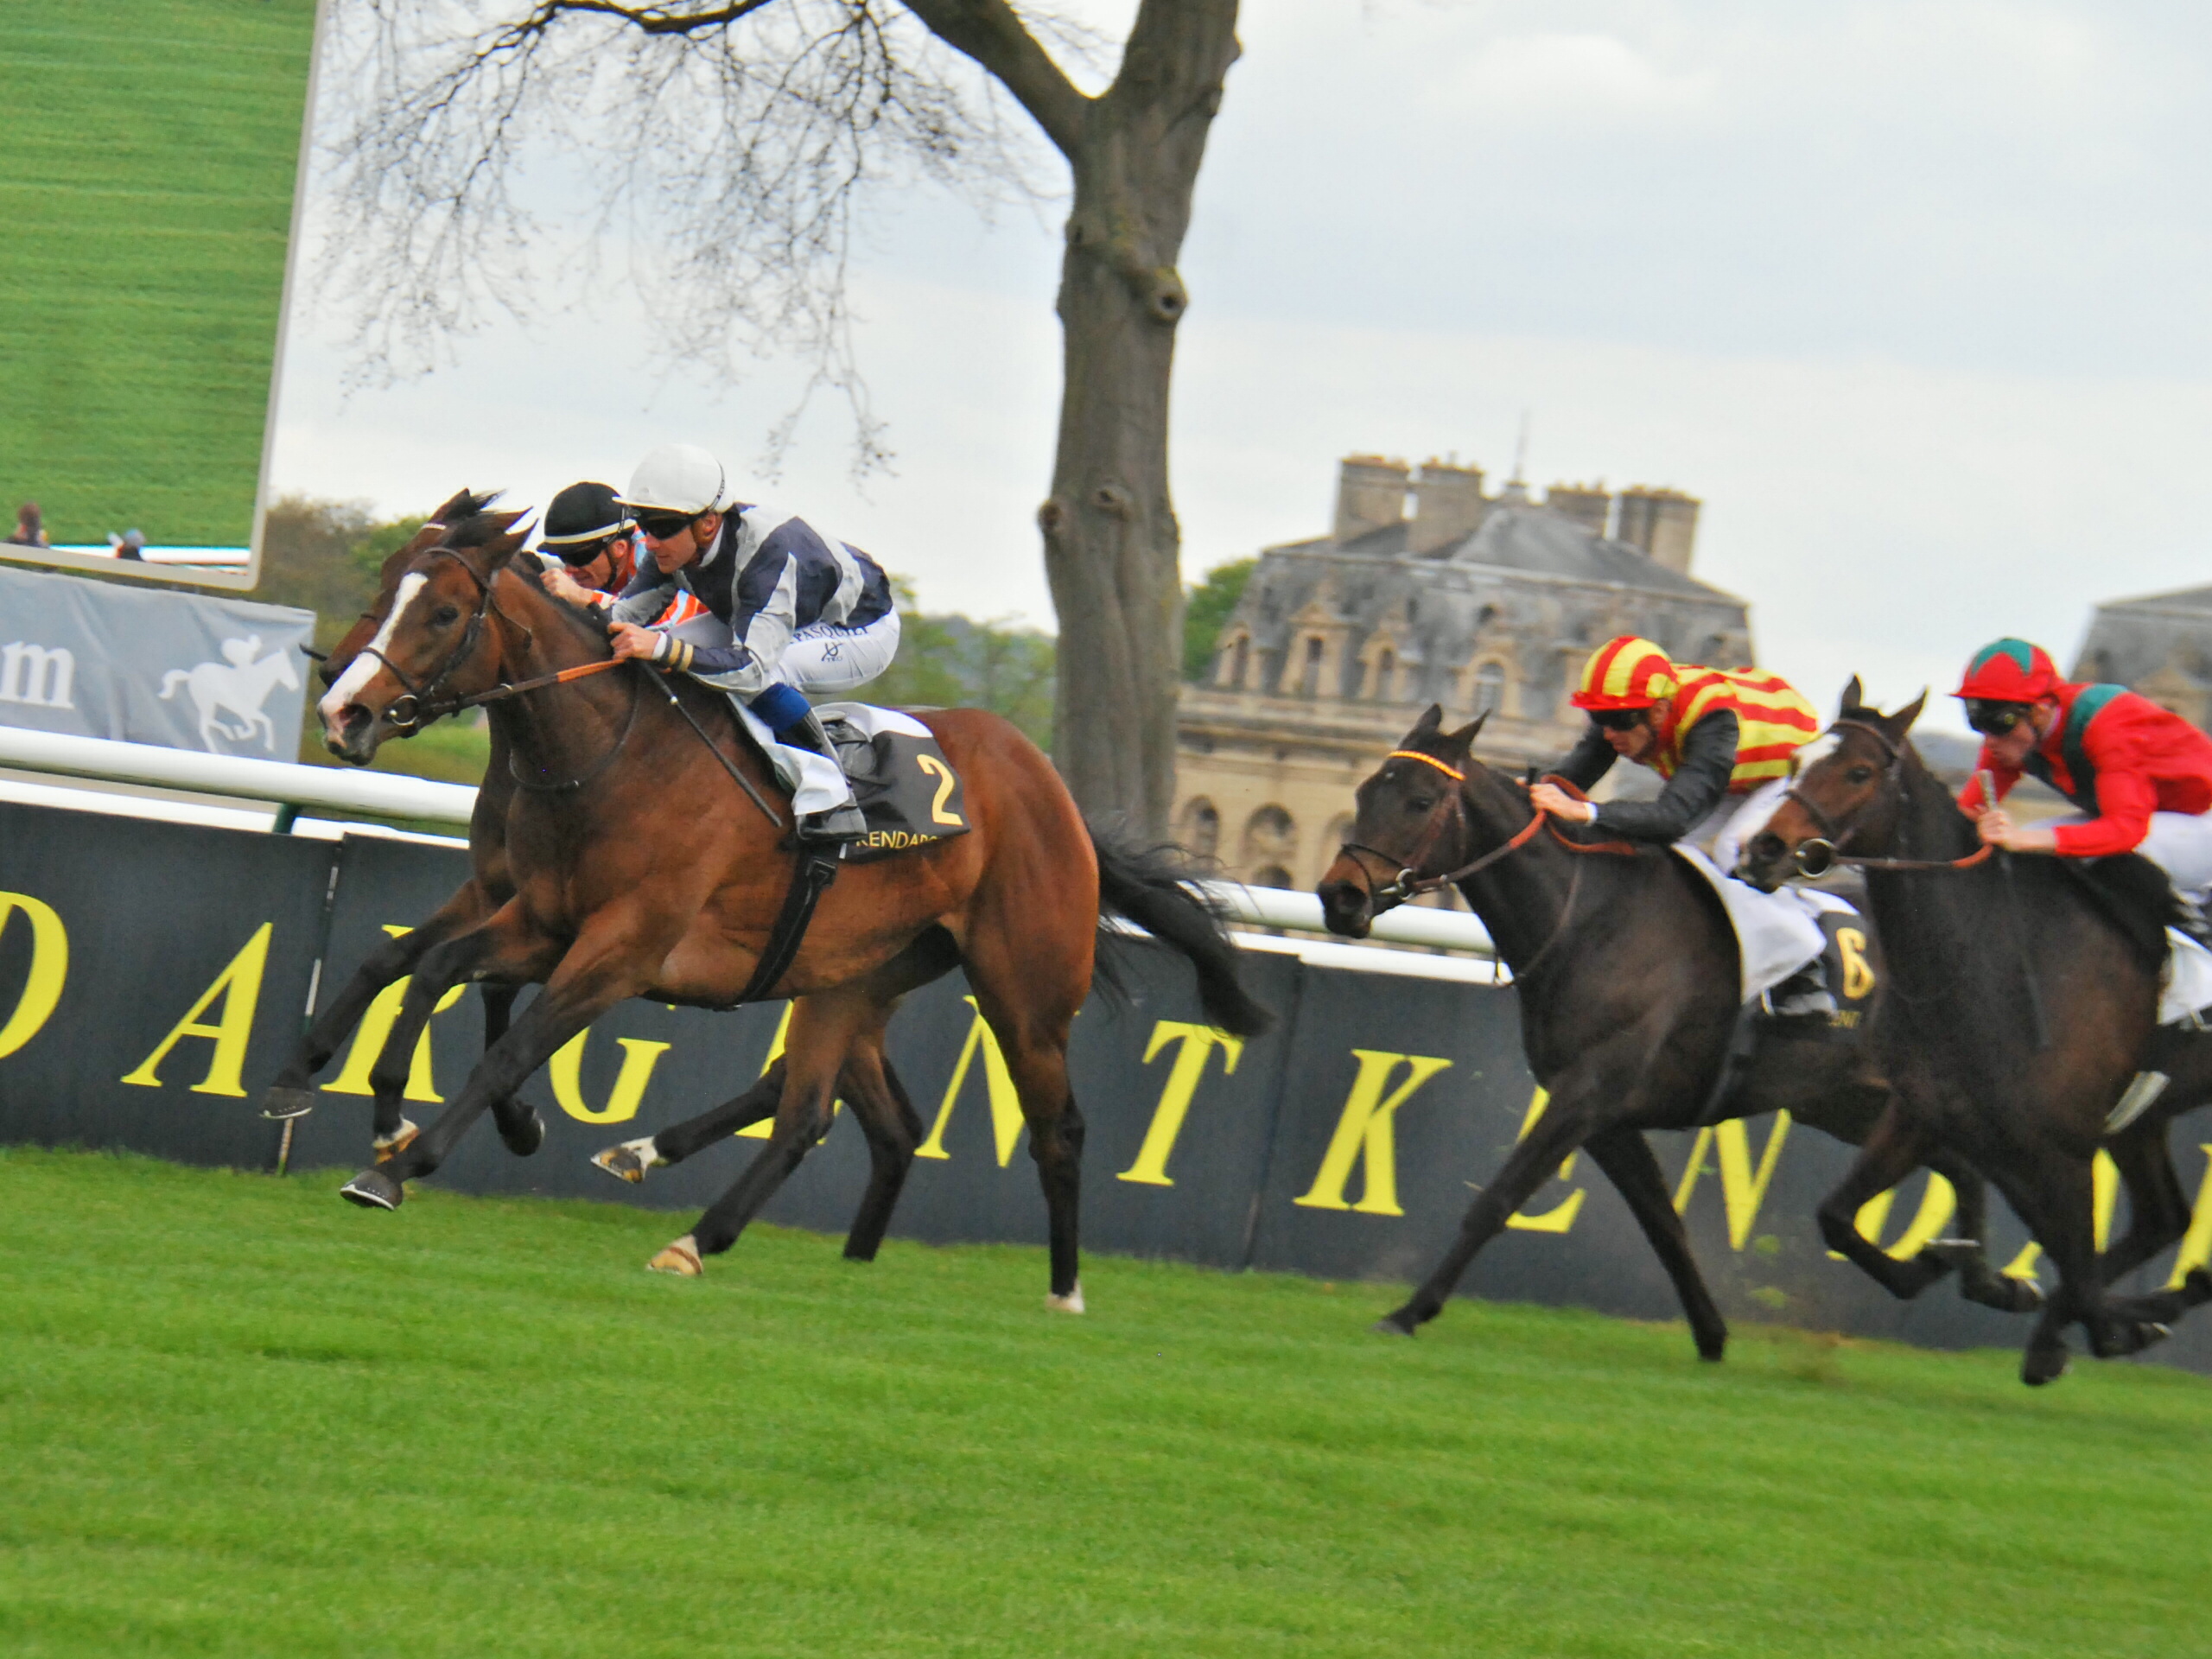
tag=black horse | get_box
[1738,682,2212,1382]
[1317,706,2037,1361]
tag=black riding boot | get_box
[779,712,867,843]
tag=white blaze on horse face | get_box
[1794,731,1844,776]
[319,572,427,730]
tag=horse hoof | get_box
[371,1120,420,1165]
[496,1103,545,1158]
[647,1237,702,1277]
[2021,1346,2070,1387]
[340,1169,404,1211]
[1046,1282,1085,1314]
[261,1085,318,1122]
[1372,1311,1418,1338]
[591,1138,660,1185]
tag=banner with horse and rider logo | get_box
[0,564,314,755]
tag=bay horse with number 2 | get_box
[1317,705,2039,1362]
[309,496,1270,1306]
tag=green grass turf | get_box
[0,2,315,547]
[2,1147,2206,1657]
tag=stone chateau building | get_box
[2073,582,2212,728]
[1175,454,1757,891]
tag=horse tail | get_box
[158,670,188,700]
[1089,823,1274,1038]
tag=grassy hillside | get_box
[3,1147,2208,1656]
[0,2,316,547]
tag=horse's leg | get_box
[476,982,545,1158]
[340,906,612,1207]
[2101,1121,2196,1283]
[359,940,542,1161]
[837,1039,925,1264]
[257,886,487,1123]
[1924,1146,2045,1314]
[592,1059,787,1184]
[656,992,873,1274]
[1378,1023,1660,1336]
[1581,1126,1729,1361]
[960,965,1086,1311]
[1813,1104,1958,1302]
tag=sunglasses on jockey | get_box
[550,532,631,570]
[1590,707,1649,733]
[1965,699,2034,738]
[633,509,708,542]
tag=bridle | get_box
[1335,748,1636,916]
[359,547,521,736]
[1784,717,1992,876]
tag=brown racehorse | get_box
[311,499,1270,1306]
[1738,683,2212,1382]
[263,493,899,1252]
[1316,705,2040,1362]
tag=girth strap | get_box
[734,844,842,1005]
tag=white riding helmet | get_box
[619,443,731,516]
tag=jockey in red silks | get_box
[1957,637,2212,925]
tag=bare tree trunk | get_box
[915,0,1239,835]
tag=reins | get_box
[1787,717,1993,875]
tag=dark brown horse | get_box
[1316,706,2039,1361]
[309,499,1269,1306]
[1738,683,2212,1382]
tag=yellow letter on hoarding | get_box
[1294,1049,1453,1217]
[1118,1021,1244,1186]
[2164,1145,2212,1289]
[1834,1173,1957,1262]
[1504,1087,1586,1233]
[916,996,1025,1166]
[120,923,272,1096]
[1672,1112,1793,1249]
[549,1031,671,1123]
[320,926,465,1103]
[0,892,67,1058]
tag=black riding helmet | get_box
[539,481,634,567]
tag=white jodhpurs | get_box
[2051,808,2212,900]
[1684,776,1791,878]
[779,610,901,696]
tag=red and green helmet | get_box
[1955,638,2060,703]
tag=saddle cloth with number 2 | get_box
[810,702,970,863]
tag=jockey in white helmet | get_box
[603,443,901,843]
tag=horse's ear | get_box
[1406,703,1444,743]
[1839,675,1865,716]
[1444,711,1487,754]
[481,523,534,572]
[1886,689,1929,738]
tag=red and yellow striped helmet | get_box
[1572,635,1679,711]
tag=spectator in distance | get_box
[7,502,46,547]
[109,528,147,562]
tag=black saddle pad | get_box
[823,715,971,864]
[1813,908,1882,1033]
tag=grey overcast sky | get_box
[270,1,2212,733]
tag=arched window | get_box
[1299,635,1325,696]
[1374,649,1395,700]
[1230,636,1250,688]
[1471,661,1505,717]
[1250,865,1294,890]
[1178,798,1221,860]
[1242,804,1298,878]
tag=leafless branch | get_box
[317,0,1085,476]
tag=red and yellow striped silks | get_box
[1653,666,1820,791]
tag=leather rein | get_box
[1337,748,1638,916]
[1785,718,1993,875]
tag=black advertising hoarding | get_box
[6,801,2212,1374]
[0,802,333,1168]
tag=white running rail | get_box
[0,727,1493,956]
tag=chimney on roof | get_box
[1545,481,1611,538]
[1408,459,1487,554]
[1333,455,1410,543]
[1615,486,1700,574]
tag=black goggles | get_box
[633,510,700,541]
[1965,700,2031,737]
[551,533,626,569]
[1591,708,1649,733]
